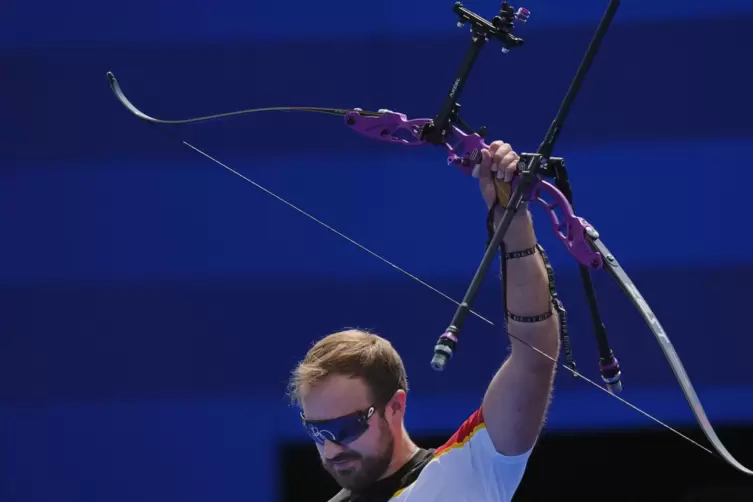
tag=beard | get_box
[322,419,395,491]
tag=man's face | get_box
[300,375,395,490]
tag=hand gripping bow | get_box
[106,0,752,477]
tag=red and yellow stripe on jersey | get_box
[390,408,531,501]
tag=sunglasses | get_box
[301,406,376,446]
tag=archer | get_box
[289,140,561,501]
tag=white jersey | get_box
[329,407,532,502]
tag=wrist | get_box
[491,203,532,229]
[491,205,536,250]
[490,199,529,217]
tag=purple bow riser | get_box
[344,110,603,270]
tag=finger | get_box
[500,150,518,168]
[493,154,516,181]
[487,140,506,155]
[479,148,493,178]
[492,150,516,179]
[491,142,513,167]
[504,158,519,182]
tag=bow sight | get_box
[420,2,528,149]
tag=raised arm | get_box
[479,140,561,457]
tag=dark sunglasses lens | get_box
[336,421,369,445]
[305,423,336,445]
[304,416,368,445]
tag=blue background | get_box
[2,0,753,500]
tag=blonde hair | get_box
[288,329,408,409]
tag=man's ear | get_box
[388,390,407,419]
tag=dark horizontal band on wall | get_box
[3,16,753,163]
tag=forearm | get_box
[495,205,560,364]
[478,141,560,455]
[481,206,560,454]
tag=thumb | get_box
[475,148,492,180]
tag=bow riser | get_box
[345,110,604,270]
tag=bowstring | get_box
[181,140,716,459]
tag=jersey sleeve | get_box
[432,407,532,501]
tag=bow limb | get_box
[479,157,753,475]
[587,232,753,476]
[528,174,752,475]
[106,71,383,125]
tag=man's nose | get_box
[321,439,345,459]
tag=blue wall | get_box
[3,1,753,500]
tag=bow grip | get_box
[463,145,604,269]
